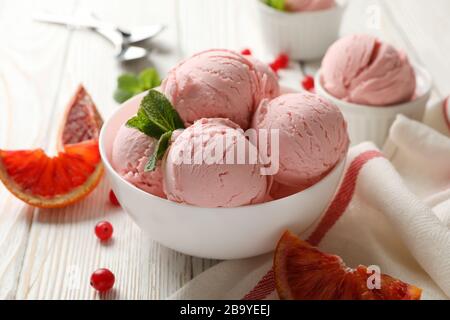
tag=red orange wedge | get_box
[0,85,104,208]
[274,231,422,300]
[58,85,103,149]
[0,140,103,208]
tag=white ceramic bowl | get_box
[99,92,346,260]
[315,64,432,147]
[255,0,346,61]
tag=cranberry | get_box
[270,53,290,72]
[275,53,289,69]
[301,75,315,92]
[95,221,114,241]
[270,61,281,73]
[90,268,115,292]
[109,190,120,207]
[241,48,252,56]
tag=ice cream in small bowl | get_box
[255,0,347,61]
[315,34,432,147]
[100,49,349,260]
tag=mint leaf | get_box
[139,68,161,90]
[140,90,185,133]
[114,68,161,103]
[145,131,173,172]
[126,107,165,139]
[126,89,184,168]
[118,74,140,92]
[266,0,285,11]
[125,89,184,140]
[114,88,134,104]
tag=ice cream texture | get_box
[112,125,165,198]
[321,34,416,106]
[162,49,261,130]
[245,55,280,104]
[163,118,270,208]
[253,92,349,188]
[284,0,335,12]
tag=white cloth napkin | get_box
[169,98,450,300]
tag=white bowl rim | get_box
[99,93,347,212]
[315,63,433,113]
[256,0,347,16]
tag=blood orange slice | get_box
[58,85,103,150]
[0,140,103,208]
[0,85,104,208]
[274,231,422,300]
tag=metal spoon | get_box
[92,25,149,62]
[90,13,166,44]
[33,13,164,62]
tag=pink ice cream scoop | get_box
[253,92,349,188]
[163,118,270,208]
[245,56,280,104]
[284,0,335,12]
[112,125,165,198]
[161,49,260,130]
[321,34,416,106]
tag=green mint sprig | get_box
[126,90,185,172]
[145,131,173,172]
[114,68,161,103]
[266,0,285,11]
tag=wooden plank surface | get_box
[382,0,450,97]
[0,0,449,299]
[0,0,78,299]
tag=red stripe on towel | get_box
[307,150,383,245]
[242,150,384,300]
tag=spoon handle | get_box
[33,12,123,48]
[33,12,118,31]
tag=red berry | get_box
[275,53,289,69]
[90,268,115,292]
[95,221,114,241]
[109,190,120,207]
[241,48,252,56]
[270,61,281,73]
[301,75,315,92]
[270,53,290,72]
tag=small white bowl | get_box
[99,92,346,260]
[255,0,346,61]
[315,64,432,147]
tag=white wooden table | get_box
[0,0,449,300]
